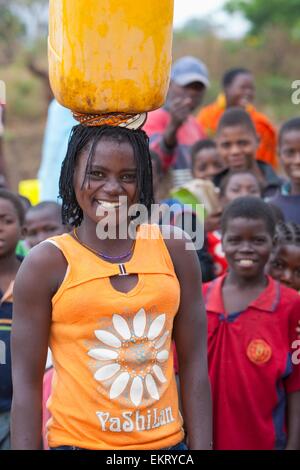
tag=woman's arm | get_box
[286,391,300,450]
[11,243,66,449]
[164,227,213,450]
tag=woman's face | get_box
[73,137,139,226]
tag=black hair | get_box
[278,117,300,147]
[267,203,285,224]
[274,222,300,248]
[191,139,217,168]
[59,125,154,226]
[150,150,163,178]
[26,201,62,222]
[219,169,262,198]
[27,201,61,213]
[221,196,276,237]
[18,195,32,211]
[217,107,257,137]
[0,189,25,225]
[222,68,251,89]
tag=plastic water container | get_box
[48,0,174,114]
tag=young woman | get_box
[11,125,212,450]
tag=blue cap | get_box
[171,56,210,88]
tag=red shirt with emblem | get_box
[203,274,300,450]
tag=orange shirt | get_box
[197,94,278,169]
[46,225,184,450]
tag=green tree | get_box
[225,0,300,37]
[0,4,25,62]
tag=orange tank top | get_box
[46,224,184,450]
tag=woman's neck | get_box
[76,218,136,256]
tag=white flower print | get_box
[88,308,170,407]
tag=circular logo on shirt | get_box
[247,339,272,365]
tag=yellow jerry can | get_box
[48,0,174,116]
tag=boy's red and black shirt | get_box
[203,274,300,450]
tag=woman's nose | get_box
[102,178,122,195]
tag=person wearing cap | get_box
[143,56,209,188]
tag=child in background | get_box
[204,197,300,449]
[150,150,215,283]
[0,190,25,449]
[24,201,67,447]
[24,201,67,249]
[191,139,225,181]
[207,170,262,277]
[269,117,300,224]
[219,169,262,204]
[214,108,281,197]
[268,222,300,293]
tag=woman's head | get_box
[220,170,262,205]
[216,108,259,171]
[0,189,25,257]
[268,222,300,291]
[191,139,225,180]
[221,197,275,280]
[59,125,154,227]
[222,68,255,108]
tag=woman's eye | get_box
[121,174,136,182]
[89,171,104,178]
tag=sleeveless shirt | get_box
[46,224,184,450]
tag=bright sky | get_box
[174,0,226,27]
[173,0,249,37]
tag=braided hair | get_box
[274,222,300,248]
[59,125,154,226]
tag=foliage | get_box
[225,0,300,38]
[0,4,25,62]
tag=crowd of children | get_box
[149,107,300,450]
[1,65,300,450]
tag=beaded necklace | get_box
[72,228,136,263]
